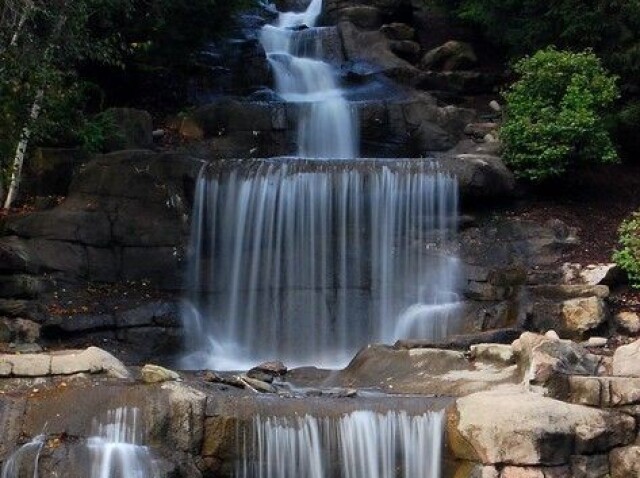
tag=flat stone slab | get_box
[0,347,130,379]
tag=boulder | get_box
[569,376,640,407]
[419,40,477,71]
[448,389,636,466]
[562,263,623,287]
[612,339,640,377]
[103,108,153,151]
[614,311,640,335]
[468,344,516,365]
[339,21,421,84]
[560,297,607,339]
[435,154,516,198]
[610,446,640,478]
[500,467,570,477]
[570,455,609,478]
[141,364,180,383]
[380,23,415,41]
[515,332,601,392]
[336,344,519,396]
[334,6,382,29]
[389,40,421,62]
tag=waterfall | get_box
[236,410,444,478]
[260,0,359,158]
[1,435,45,478]
[87,408,159,478]
[181,160,462,370]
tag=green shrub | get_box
[613,212,640,289]
[501,48,619,181]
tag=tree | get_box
[0,0,254,208]
[501,48,619,181]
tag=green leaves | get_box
[501,48,619,182]
[614,212,640,289]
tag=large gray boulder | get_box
[448,389,636,466]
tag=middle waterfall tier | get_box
[182,160,463,370]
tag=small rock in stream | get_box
[140,364,180,383]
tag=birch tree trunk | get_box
[2,10,65,210]
[2,89,43,209]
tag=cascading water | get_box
[87,408,159,478]
[260,0,359,158]
[236,410,444,478]
[181,161,462,370]
[181,0,463,370]
[0,435,45,478]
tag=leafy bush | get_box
[614,212,640,289]
[501,48,619,181]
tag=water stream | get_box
[0,435,44,478]
[181,161,462,370]
[236,410,444,478]
[87,408,159,478]
[260,0,359,158]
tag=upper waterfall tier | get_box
[260,0,359,159]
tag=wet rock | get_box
[389,40,421,62]
[339,21,421,83]
[614,311,640,335]
[609,446,640,478]
[435,154,516,198]
[516,332,601,392]
[417,70,499,95]
[489,100,502,112]
[585,337,608,348]
[562,263,623,287]
[561,297,607,339]
[528,285,609,300]
[612,339,640,377]
[469,344,516,365]
[338,344,519,396]
[395,328,522,351]
[103,108,153,152]
[448,389,636,466]
[464,122,499,140]
[0,318,40,344]
[241,376,276,393]
[419,40,477,71]
[335,6,383,29]
[45,314,116,333]
[0,274,48,299]
[6,354,50,377]
[246,369,274,383]
[380,23,415,41]
[82,346,131,379]
[253,360,287,376]
[141,364,180,383]
[500,466,570,477]
[569,376,640,407]
[115,301,180,328]
[570,454,609,478]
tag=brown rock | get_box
[609,446,640,478]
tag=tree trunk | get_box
[2,11,65,210]
[3,89,43,210]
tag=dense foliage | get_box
[500,48,619,181]
[0,0,251,204]
[614,212,640,289]
[437,0,640,158]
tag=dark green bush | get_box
[614,212,640,289]
[501,48,619,181]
